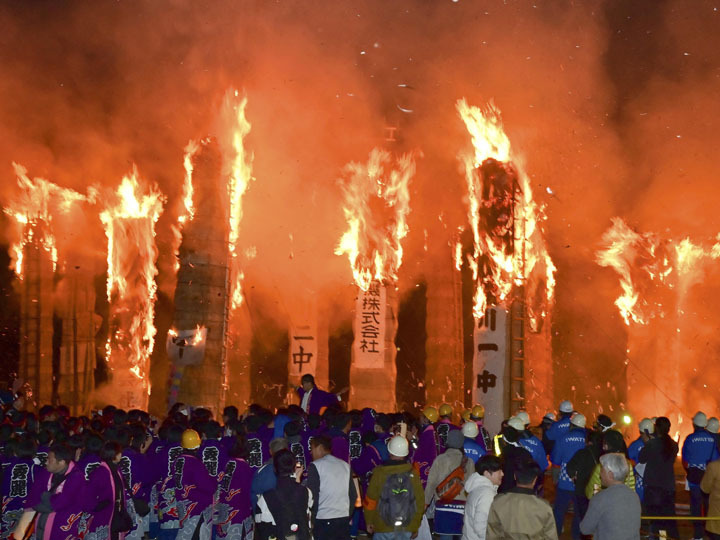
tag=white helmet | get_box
[639,418,655,434]
[516,411,530,426]
[570,413,586,428]
[693,411,708,428]
[507,416,525,431]
[559,400,573,414]
[708,417,720,434]
[387,435,409,457]
[461,421,479,439]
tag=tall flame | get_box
[597,217,719,325]
[219,90,253,310]
[180,140,199,225]
[3,163,85,277]
[99,169,164,397]
[335,148,416,290]
[456,99,555,328]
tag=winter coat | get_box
[700,459,720,534]
[486,487,558,540]
[638,435,678,492]
[425,448,475,506]
[462,473,497,540]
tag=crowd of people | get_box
[1,373,719,540]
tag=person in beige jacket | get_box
[425,430,476,537]
[700,458,720,538]
[486,461,558,540]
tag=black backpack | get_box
[378,470,416,527]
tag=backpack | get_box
[378,470,416,527]
[435,455,468,503]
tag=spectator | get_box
[462,455,503,540]
[251,437,288,508]
[486,461,557,539]
[700,454,720,540]
[364,435,425,540]
[307,434,356,540]
[579,453,641,540]
[638,416,679,539]
[498,419,534,494]
[425,430,475,539]
[255,449,312,540]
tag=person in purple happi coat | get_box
[215,436,254,540]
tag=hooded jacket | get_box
[462,472,497,540]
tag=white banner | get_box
[352,281,386,369]
[288,323,318,382]
[166,327,208,367]
[473,307,508,436]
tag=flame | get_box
[219,89,254,309]
[99,168,164,395]
[456,99,555,328]
[180,140,199,225]
[596,218,718,326]
[3,163,85,277]
[335,148,416,290]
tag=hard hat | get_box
[516,411,530,426]
[570,413,586,428]
[461,409,472,422]
[471,405,485,419]
[693,411,708,428]
[543,412,556,422]
[559,400,573,414]
[181,429,201,450]
[388,435,409,457]
[639,418,654,434]
[707,417,720,434]
[508,416,525,431]
[422,406,439,423]
[439,404,453,417]
[462,421,479,439]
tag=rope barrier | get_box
[642,515,720,520]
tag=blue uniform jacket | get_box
[519,432,549,470]
[545,415,572,442]
[463,437,487,463]
[551,427,586,491]
[682,428,720,485]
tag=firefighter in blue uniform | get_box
[515,412,549,472]
[627,417,654,502]
[551,412,587,539]
[682,411,719,540]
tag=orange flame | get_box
[3,163,85,277]
[99,168,164,399]
[180,140,199,225]
[335,148,416,290]
[456,99,555,328]
[219,89,253,309]
[597,218,719,325]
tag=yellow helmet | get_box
[181,429,201,450]
[461,409,472,422]
[422,406,439,423]
[471,405,485,419]
[439,404,453,418]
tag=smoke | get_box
[1,1,718,415]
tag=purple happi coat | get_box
[85,462,119,540]
[152,444,183,530]
[29,461,90,540]
[412,424,438,488]
[329,429,350,463]
[434,420,460,455]
[295,387,340,415]
[215,458,253,540]
[173,453,215,523]
[1,456,38,538]
[198,440,228,479]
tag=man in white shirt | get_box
[306,434,357,539]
